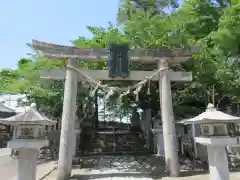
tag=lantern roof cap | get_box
[0,103,56,125]
[185,103,240,124]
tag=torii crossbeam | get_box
[29,40,198,178]
[40,68,192,81]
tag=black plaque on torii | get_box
[108,43,129,78]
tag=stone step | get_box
[84,150,149,156]
[83,130,146,155]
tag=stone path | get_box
[45,155,153,180]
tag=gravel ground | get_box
[45,155,153,180]
[135,155,240,180]
[44,155,240,180]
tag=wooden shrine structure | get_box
[30,39,197,178]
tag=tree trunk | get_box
[57,59,78,180]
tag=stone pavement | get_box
[36,161,57,180]
[45,155,154,180]
[0,148,57,180]
[9,160,57,180]
[0,154,17,179]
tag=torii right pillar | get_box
[158,59,180,177]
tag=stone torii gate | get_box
[30,40,197,178]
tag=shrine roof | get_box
[0,104,15,113]
[29,40,198,64]
[0,104,16,119]
[0,104,56,125]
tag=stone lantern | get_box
[152,126,164,156]
[152,111,164,156]
[185,103,240,180]
[0,103,56,180]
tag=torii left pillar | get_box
[158,59,180,177]
[57,58,78,180]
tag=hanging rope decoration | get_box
[89,81,101,97]
[118,67,168,100]
[104,87,115,101]
[89,86,93,97]
[147,79,151,95]
[133,80,145,102]
[67,65,168,102]
[67,65,108,92]
[119,88,130,101]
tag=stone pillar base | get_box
[72,131,77,157]
[207,146,229,180]
[156,132,165,156]
[18,148,38,180]
[73,129,81,157]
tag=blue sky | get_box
[0,0,119,68]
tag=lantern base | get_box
[7,139,48,149]
[17,148,38,180]
[207,146,229,180]
[152,129,165,156]
[196,136,240,180]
